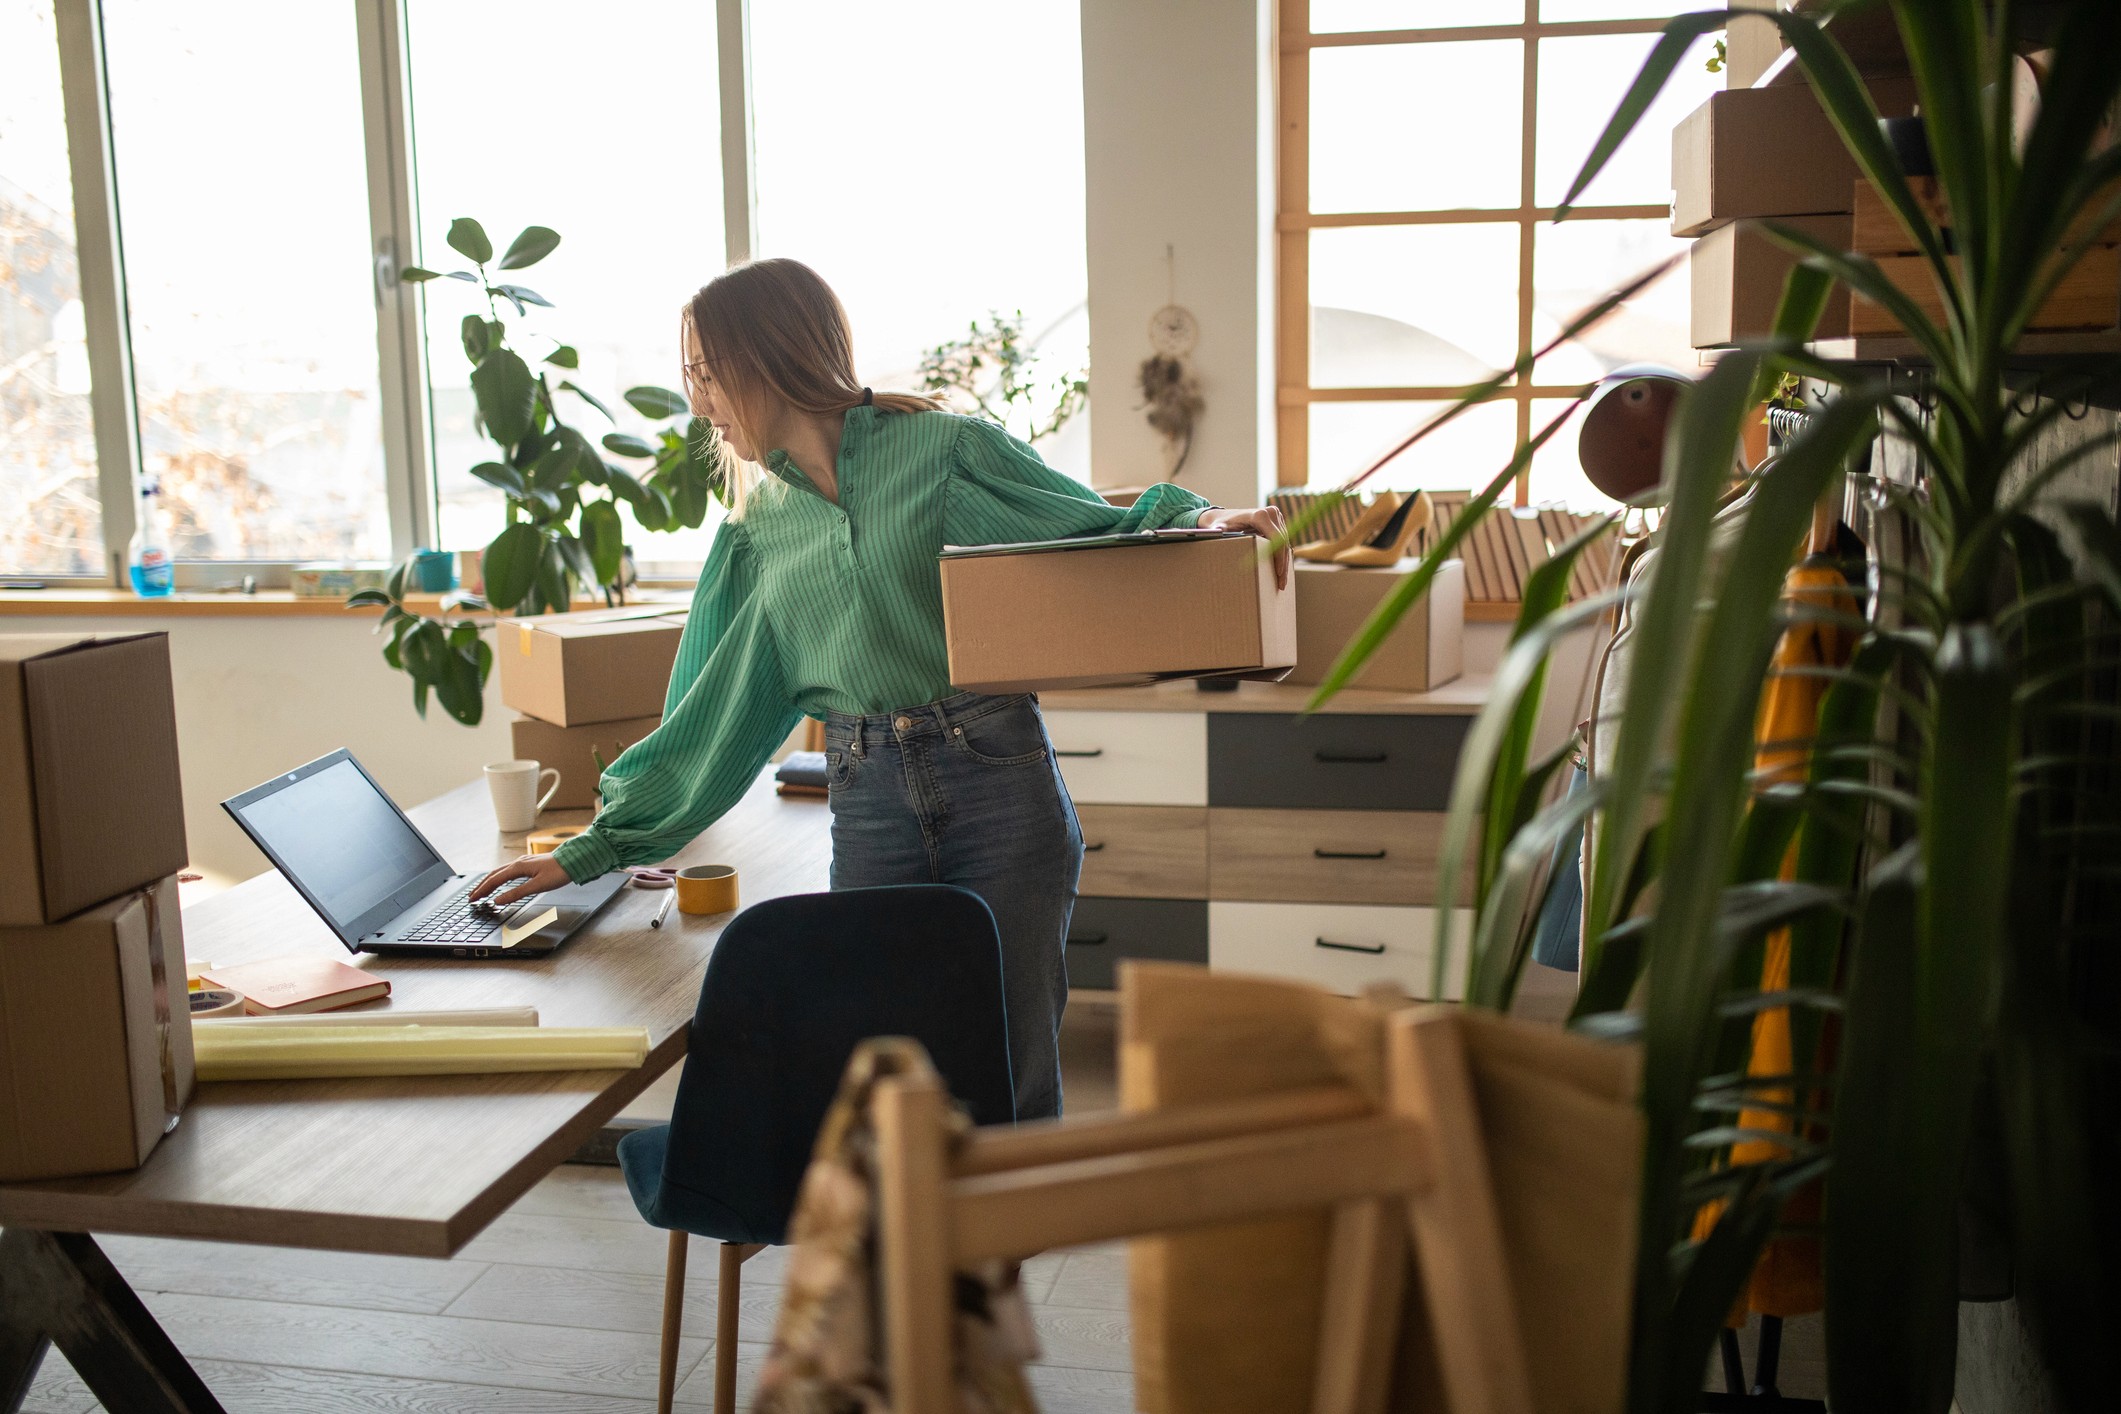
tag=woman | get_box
[474,258,1287,1119]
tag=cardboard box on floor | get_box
[1691,214,1854,347]
[1670,73,1918,237]
[940,532,1297,693]
[0,632,189,927]
[1289,558,1464,694]
[510,713,662,810]
[0,877,196,1181]
[497,605,689,727]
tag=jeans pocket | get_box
[826,746,860,790]
[949,700,1049,767]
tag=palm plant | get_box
[1306,3,2121,1410]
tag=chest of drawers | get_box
[1038,675,1504,1000]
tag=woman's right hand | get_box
[472,853,575,907]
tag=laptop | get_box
[223,749,625,958]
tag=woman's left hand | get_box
[1197,506,1291,588]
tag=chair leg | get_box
[715,1242,745,1414]
[659,1231,688,1414]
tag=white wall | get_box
[1081,0,1275,513]
[11,615,513,891]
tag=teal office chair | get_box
[617,885,1017,1413]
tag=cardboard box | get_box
[1288,559,1465,694]
[1691,214,1853,347]
[510,713,662,809]
[1851,245,2120,336]
[0,877,196,1181]
[939,532,1296,692]
[1670,75,1918,237]
[0,633,189,926]
[497,605,689,727]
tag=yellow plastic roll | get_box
[193,1025,649,1082]
[527,828,584,855]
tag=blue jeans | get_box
[821,691,1083,1120]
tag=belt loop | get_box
[850,718,865,757]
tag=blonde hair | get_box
[682,258,941,511]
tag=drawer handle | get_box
[1068,931,1110,947]
[1315,937,1386,955]
[1082,841,1106,853]
[1054,748,1104,759]
[1314,847,1387,860]
[1314,750,1387,764]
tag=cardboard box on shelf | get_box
[0,877,196,1181]
[1670,75,1918,237]
[510,713,663,810]
[1691,214,1853,347]
[497,605,689,727]
[0,633,188,927]
[1851,245,2120,336]
[1288,559,1465,694]
[940,531,1296,693]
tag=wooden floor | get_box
[17,984,1826,1412]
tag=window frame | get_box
[29,0,759,588]
[1273,0,1707,499]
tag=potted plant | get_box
[1305,4,2121,1410]
[348,218,726,725]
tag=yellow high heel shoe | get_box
[1294,491,1403,564]
[1333,489,1433,567]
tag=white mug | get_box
[486,760,560,833]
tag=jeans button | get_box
[894,715,912,731]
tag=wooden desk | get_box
[0,769,830,1412]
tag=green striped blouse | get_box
[552,407,1210,880]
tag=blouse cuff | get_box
[552,828,622,883]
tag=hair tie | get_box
[861,387,874,406]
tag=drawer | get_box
[1208,712,1470,811]
[1066,897,1209,991]
[1208,808,1465,906]
[1043,709,1207,805]
[1076,805,1208,899]
[1208,901,1463,1000]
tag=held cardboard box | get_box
[0,877,196,1181]
[0,633,188,926]
[939,531,1297,693]
[1670,74,1918,237]
[510,713,663,810]
[1288,559,1465,694]
[1691,214,1853,347]
[497,605,689,727]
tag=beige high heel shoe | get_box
[1294,491,1403,564]
[1333,489,1433,567]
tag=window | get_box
[750,0,1090,480]
[1276,0,1713,506]
[103,0,391,563]
[6,0,1094,586]
[406,0,727,568]
[0,0,100,577]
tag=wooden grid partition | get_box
[1273,0,1692,498]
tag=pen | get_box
[650,891,675,929]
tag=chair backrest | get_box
[867,965,1542,1414]
[657,884,1015,1245]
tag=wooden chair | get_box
[868,1002,1538,1414]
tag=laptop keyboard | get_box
[398,882,526,945]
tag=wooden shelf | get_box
[1040,674,1492,717]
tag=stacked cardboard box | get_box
[496,605,688,809]
[0,633,196,1179]
[1676,71,1919,348]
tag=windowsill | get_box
[0,588,459,618]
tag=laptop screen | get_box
[227,754,447,936]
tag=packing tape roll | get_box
[676,864,739,916]
[189,987,245,1019]
[527,828,585,855]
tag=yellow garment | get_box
[1695,560,1858,1319]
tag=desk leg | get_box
[0,1229,226,1414]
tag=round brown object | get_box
[1579,366,1690,503]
